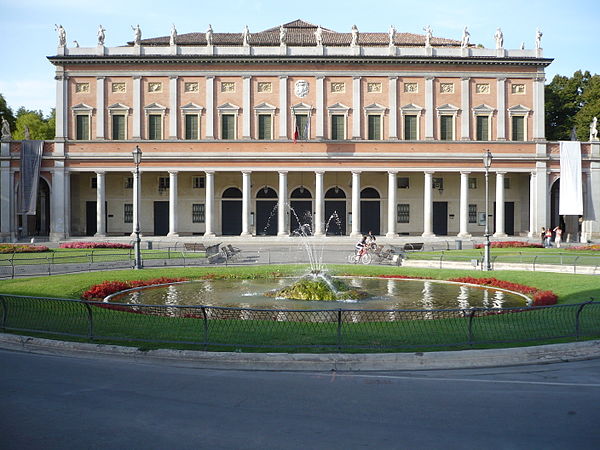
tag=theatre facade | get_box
[2,20,599,241]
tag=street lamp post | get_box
[483,149,493,271]
[132,145,143,270]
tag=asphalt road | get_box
[1,349,599,449]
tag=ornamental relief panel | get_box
[330,82,345,93]
[367,82,382,93]
[184,82,199,93]
[148,82,162,93]
[403,82,418,93]
[511,84,525,94]
[475,83,490,94]
[221,81,235,93]
[440,83,454,94]
[111,82,126,93]
[75,82,90,93]
[257,82,272,93]
[294,80,309,98]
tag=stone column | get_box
[205,76,215,139]
[241,171,251,236]
[204,171,215,237]
[496,78,506,140]
[242,76,251,139]
[131,168,141,237]
[388,77,398,139]
[535,162,548,236]
[132,76,142,139]
[386,171,398,237]
[55,73,67,140]
[425,77,434,140]
[95,171,106,237]
[528,171,537,238]
[352,76,361,139]
[167,171,178,236]
[169,76,178,139]
[460,77,470,140]
[277,171,288,236]
[350,171,361,237]
[314,171,324,236]
[458,171,470,237]
[587,162,600,240]
[50,162,67,241]
[96,77,105,139]
[279,76,288,139]
[316,76,324,139]
[533,76,545,140]
[422,171,434,237]
[494,172,507,237]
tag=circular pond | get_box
[108,277,529,310]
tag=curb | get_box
[1,333,599,371]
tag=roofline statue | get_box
[423,25,432,48]
[206,24,213,46]
[55,24,66,47]
[97,24,106,46]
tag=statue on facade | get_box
[494,27,503,49]
[169,24,177,46]
[314,25,323,46]
[520,42,525,50]
[24,126,31,140]
[97,25,106,46]
[131,24,142,46]
[591,116,598,141]
[351,24,359,47]
[73,40,79,48]
[535,28,543,49]
[461,26,470,48]
[423,25,432,48]
[206,24,213,46]
[1,117,11,140]
[279,25,287,45]
[55,24,66,47]
[388,25,396,46]
[242,25,250,46]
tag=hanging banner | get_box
[18,140,44,215]
[559,141,583,215]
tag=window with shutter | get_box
[440,115,453,140]
[404,115,417,140]
[76,115,89,140]
[512,116,525,141]
[397,204,410,223]
[185,114,199,140]
[476,115,489,141]
[148,114,162,140]
[331,114,344,140]
[295,114,308,139]
[258,114,272,140]
[112,114,125,140]
[221,114,235,139]
[192,204,205,223]
[367,115,381,140]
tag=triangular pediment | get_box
[217,102,240,111]
[400,103,424,111]
[253,102,277,111]
[436,103,460,112]
[327,102,350,111]
[508,104,531,113]
[71,103,94,111]
[144,102,166,111]
[364,103,387,112]
[107,102,130,110]
[472,103,495,114]
[290,102,312,111]
[180,102,204,111]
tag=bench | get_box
[403,242,424,251]
[183,243,207,252]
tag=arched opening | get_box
[324,187,346,235]
[290,187,312,235]
[19,177,51,238]
[360,187,380,235]
[255,186,278,236]
[221,187,242,236]
[550,178,574,241]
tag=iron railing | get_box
[1,294,598,352]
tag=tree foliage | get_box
[545,70,600,141]
[12,108,55,140]
[0,93,16,133]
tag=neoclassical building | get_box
[1,20,599,241]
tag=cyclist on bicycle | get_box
[355,235,368,256]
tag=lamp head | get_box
[483,149,493,169]
[132,145,142,166]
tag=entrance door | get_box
[493,202,515,235]
[221,187,243,236]
[256,201,277,235]
[86,201,96,236]
[290,200,312,235]
[325,201,346,235]
[154,201,169,236]
[360,201,380,235]
[433,202,448,236]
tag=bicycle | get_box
[347,247,373,264]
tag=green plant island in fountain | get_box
[265,272,368,301]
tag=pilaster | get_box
[352,76,361,139]
[316,76,324,139]
[243,76,251,139]
[132,76,142,139]
[205,76,215,139]
[460,77,470,140]
[425,77,434,140]
[279,76,288,139]
[496,78,506,140]
[169,76,178,139]
[388,77,398,139]
[96,77,105,139]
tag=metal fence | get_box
[1,294,598,351]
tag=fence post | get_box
[337,309,343,352]
[573,256,580,275]
[47,254,51,276]
[82,302,94,340]
[0,295,7,330]
[575,300,594,340]
[439,253,444,269]
[467,309,477,346]
[200,306,209,350]
[10,254,15,279]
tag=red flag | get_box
[293,126,299,144]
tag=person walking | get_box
[544,227,553,248]
[540,227,546,247]
[553,226,563,248]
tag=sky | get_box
[1,0,599,115]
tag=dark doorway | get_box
[256,186,277,236]
[360,188,380,235]
[550,179,560,230]
[221,187,243,236]
[290,187,312,235]
[493,201,515,236]
[153,201,169,236]
[85,201,96,236]
[433,202,448,236]
[325,187,346,235]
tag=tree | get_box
[0,93,16,134]
[12,108,55,140]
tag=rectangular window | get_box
[192,176,205,189]
[397,204,410,223]
[468,178,477,189]
[112,114,125,140]
[192,204,205,223]
[468,204,477,223]
[124,177,133,189]
[258,114,272,140]
[397,177,410,189]
[367,115,381,140]
[76,115,89,140]
[331,114,345,140]
[404,115,418,140]
[221,114,235,139]
[476,116,489,141]
[148,114,162,140]
[185,114,199,140]
[124,203,133,223]
[432,177,444,191]
[440,115,453,140]
[294,114,309,139]
[512,116,525,141]
[90,177,97,189]
[504,178,511,189]
[158,177,169,193]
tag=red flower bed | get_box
[474,241,543,249]
[60,242,133,249]
[448,276,557,306]
[566,244,600,251]
[0,244,50,253]
[82,277,188,300]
